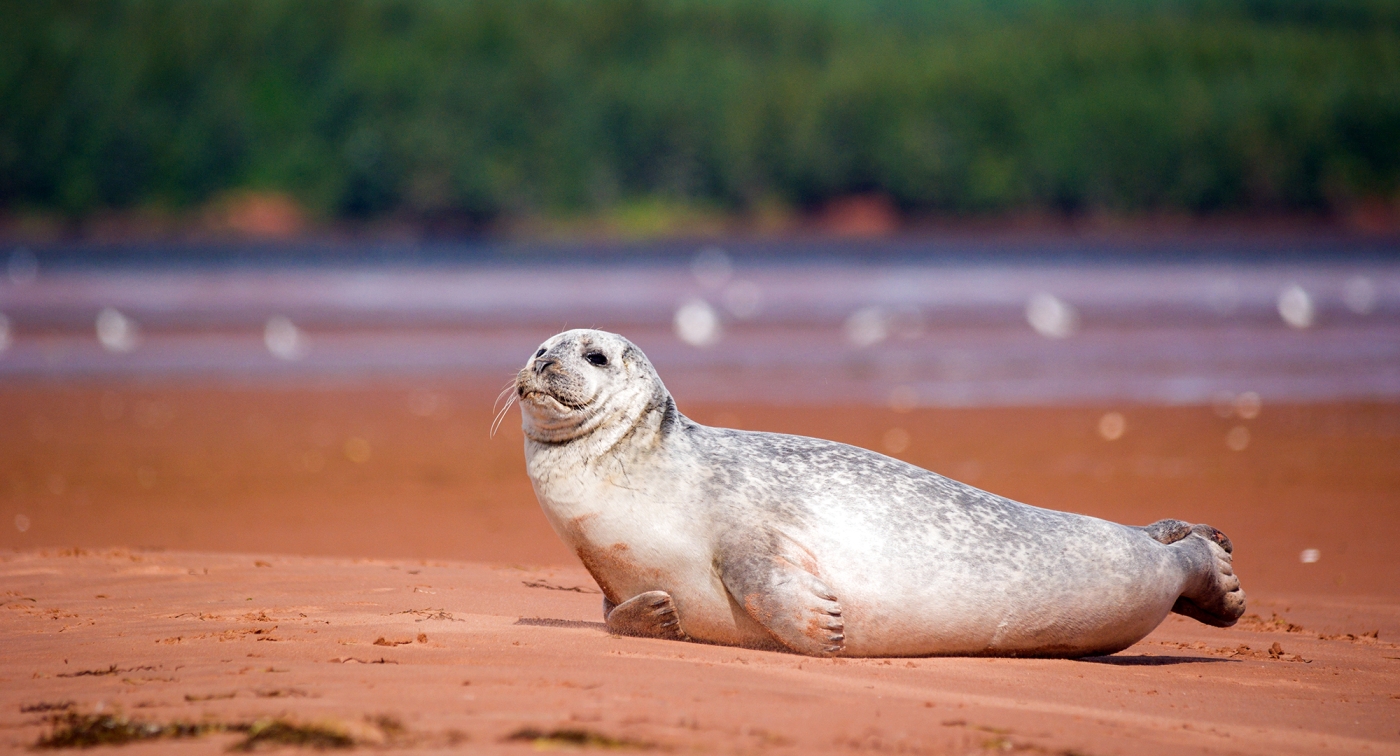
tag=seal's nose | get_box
[533,357,557,375]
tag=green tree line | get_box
[2,0,1398,224]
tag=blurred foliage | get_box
[2,0,1398,223]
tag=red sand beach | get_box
[3,382,1399,753]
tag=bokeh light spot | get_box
[845,306,889,347]
[955,460,983,482]
[407,390,443,418]
[265,316,308,360]
[675,299,721,347]
[691,247,732,290]
[1234,391,1262,419]
[96,308,139,352]
[1300,548,1321,564]
[882,427,911,454]
[1026,293,1078,339]
[344,437,372,464]
[1341,276,1376,315]
[888,386,918,413]
[1226,425,1250,451]
[1097,412,1126,441]
[1277,284,1314,329]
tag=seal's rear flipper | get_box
[1141,518,1193,545]
[1168,524,1246,628]
[604,591,689,640]
[718,533,845,656]
[1143,519,1234,554]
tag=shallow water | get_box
[1,249,1397,406]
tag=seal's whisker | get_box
[490,393,517,438]
[493,377,518,414]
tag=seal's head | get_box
[516,329,667,444]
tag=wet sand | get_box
[2,382,1399,753]
[3,381,1397,595]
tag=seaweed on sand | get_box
[36,712,404,750]
[506,727,654,750]
[35,712,221,748]
[229,719,355,751]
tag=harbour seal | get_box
[515,329,1246,657]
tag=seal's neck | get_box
[591,389,681,462]
[527,387,682,471]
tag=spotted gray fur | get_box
[517,329,1246,658]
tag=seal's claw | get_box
[1190,523,1233,554]
[605,590,689,641]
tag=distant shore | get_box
[4,201,1400,257]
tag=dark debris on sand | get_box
[506,726,655,750]
[230,719,355,751]
[35,711,406,750]
[35,712,223,748]
[19,701,75,714]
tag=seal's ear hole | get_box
[585,351,609,367]
[534,348,546,358]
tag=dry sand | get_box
[2,382,1398,753]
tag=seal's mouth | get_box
[519,387,587,412]
[516,355,593,419]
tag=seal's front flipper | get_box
[718,534,845,656]
[604,591,689,641]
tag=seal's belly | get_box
[575,538,763,646]
[810,514,1185,656]
[550,502,762,647]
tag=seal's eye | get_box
[584,351,609,367]
[534,348,546,358]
